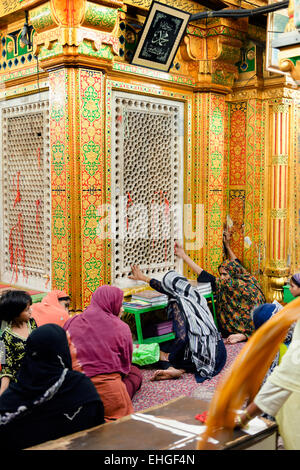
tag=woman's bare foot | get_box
[159,350,170,362]
[224,333,246,344]
[150,367,185,381]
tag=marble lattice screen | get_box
[0,93,51,290]
[110,91,184,287]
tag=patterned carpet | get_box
[132,342,244,412]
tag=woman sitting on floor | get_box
[174,232,265,344]
[31,290,71,328]
[0,290,37,395]
[129,266,227,382]
[64,285,142,422]
[0,324,104,450]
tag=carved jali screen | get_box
[111,91,184,287]
[0,95,51,291]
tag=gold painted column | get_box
[194,91,226,276]
[48,67,107,312]
[266,102,291,302]
[179,17,247,275]
[26,0,121,311]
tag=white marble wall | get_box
[110,90,184,288]
[0,91,51,291]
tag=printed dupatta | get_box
[215,259,265,337]
[162,271,219,379]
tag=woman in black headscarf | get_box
[129,266,226,382]
[0,324,105,449]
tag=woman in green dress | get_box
[0,290,37,395]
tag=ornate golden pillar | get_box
[265,101,291,301]
[22,0,121,311]
[193,91,226,276]
[179,17,247,275]
[274,0,300,85]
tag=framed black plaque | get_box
[130,1,191,72]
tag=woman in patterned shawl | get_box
[175,231,265,344]
[129,266,227,382]
[214,257,265,342]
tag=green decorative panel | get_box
[84,257,103,291]
[53,205,66,239]
[53,258,67,290]
[82,85,101,122]
[52,141,65,175]
[50,103,64,123]
[237,44,256,75]
[211,107,224,136]
[30,3,56,33]
[83,204,101,240]
[209,202,222,230]
[210,150,223,179]
[83,140,101,176]
[38,42,63,61]
[209,245,222,273]
[118,20,140,63]
[0,27,35,74]
[78,40,114,61]
[212,69,235,87]
[84,2,118,31]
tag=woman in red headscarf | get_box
[31,290,71,327]
[63,285,142,422]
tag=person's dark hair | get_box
[291,275,300,288]
[57,296,71,302]
[0,290,32,322]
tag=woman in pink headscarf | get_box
[31,290,71,327]
[63,285,142,422]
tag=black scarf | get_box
[161,271,219,378]
[0,324,100,425]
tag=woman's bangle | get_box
[236,415,244,427]
[236,412,251,428]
